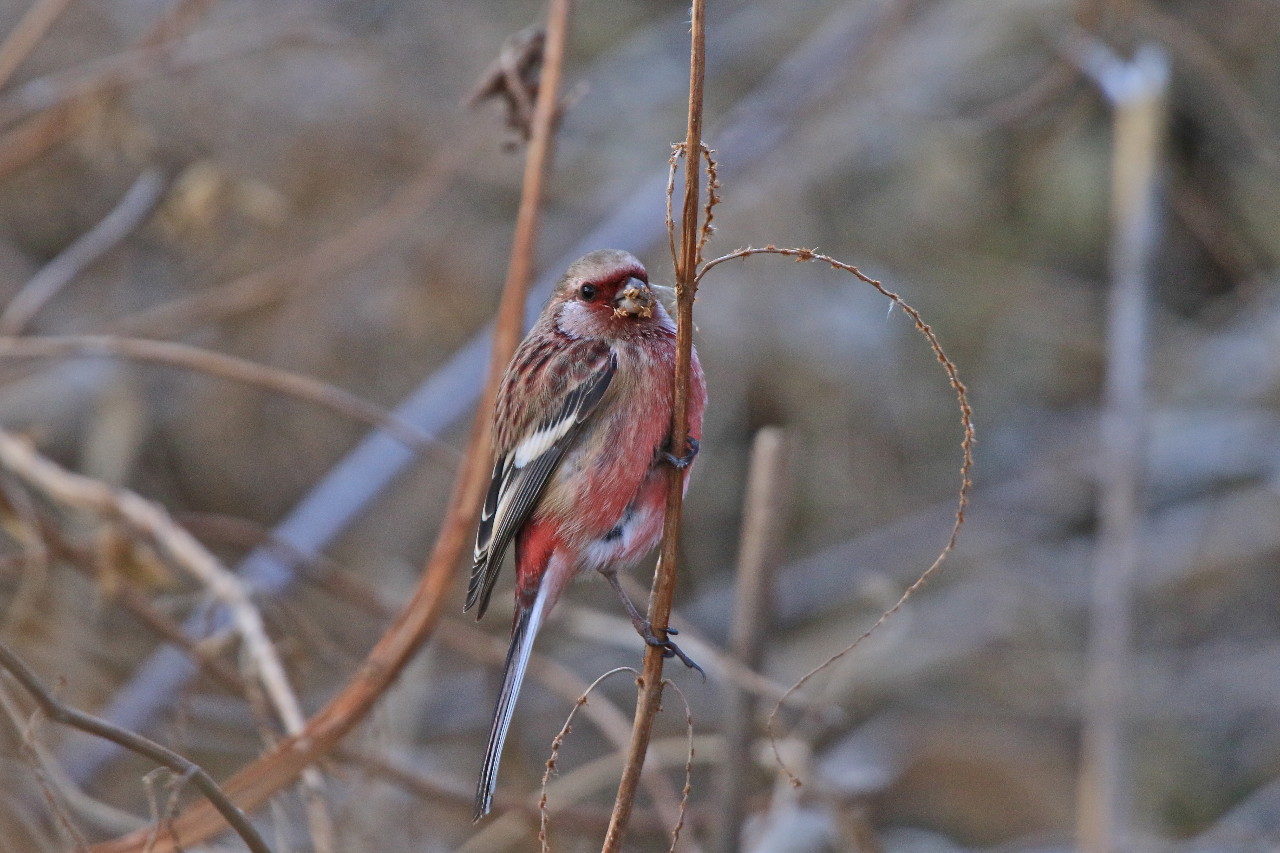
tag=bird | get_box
[466,248,706,820]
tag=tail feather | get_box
[474,583,550,820]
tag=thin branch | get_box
[83,0,574,848]
[0,640,272,853]
[0,169,168,336]
[0,0,75,91]
[0,335,453,460]
[602,1,706,849]
[714,427,791,853]
[1073,40,1168,853]
[695,246,974,786]
[540,667,639,853]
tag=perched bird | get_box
[466,248,706,819]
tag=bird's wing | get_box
[466,349,617,618]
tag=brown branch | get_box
[82,0,574,849]
[0,640,272,853]
[111,154,454,338]
[0,335,451,459]
[602,1,706,849]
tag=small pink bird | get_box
[466,248,706,819]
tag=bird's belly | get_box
[578,493,664,571]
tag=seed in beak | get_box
[613,280,655,319]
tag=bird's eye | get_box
[579,284,598,301]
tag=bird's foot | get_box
[636,621,705,678]
[661,436,699,470]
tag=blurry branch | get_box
[113,154,454,338]
[84,0,574,849]
[696,246,975,787]
[0,0,74,91]
[714,427,791,853]
[1069,39,1169,853]
[0,0,216,181]
[1137,5,1280,169]
[602,0,705,848]
[0,335,451,458]
[0,429,311,756]
[0,641,272,853]
[0,679,145,836]
[69,0,904,791]
[0,14,328,132]
[0,169,167,336]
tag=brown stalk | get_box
[0,334,449,459]
[601,1,705,850]
[82,0,574,850]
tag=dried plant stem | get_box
[697,246,974,786]
[540,667,638,852]
[601,2,705,851]
[0,0,74,91]
[0,334,448,457]
[1073,42,1168,853]
[84,1,573,849]
[0,640,272,853]
[714,427,791,853]
[0,169,167,336]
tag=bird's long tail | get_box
[474,581,550,820]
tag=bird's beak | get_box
[612,277,655,319]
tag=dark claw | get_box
[661,436,700,470]
[641,629,705,680]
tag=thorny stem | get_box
[602,1,705,850]
[698,246,974,787]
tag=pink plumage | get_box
[466,248,705,819]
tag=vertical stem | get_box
[714,428,791,853]
[493,0,572,376]
[601,2,705,850]
[1077,45,1167,853]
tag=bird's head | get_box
[551,249,671,339]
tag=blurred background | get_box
[0,0,1278,851]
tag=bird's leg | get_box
[659,436,699,470]
[599,569,704,677]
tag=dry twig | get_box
[695,246,975,787]
[0,335,450,459]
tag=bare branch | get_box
[0,335,452,460]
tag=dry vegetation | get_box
[0,0,1278,851]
